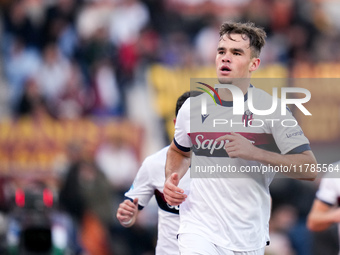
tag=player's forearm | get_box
[252,148,317,180]
[307,210,338,231]
[165,142,191,180]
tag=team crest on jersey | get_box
[242,110,253,127]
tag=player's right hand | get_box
[116,198,138,227]
[163,173,187,206]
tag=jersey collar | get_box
[214,84,253,107]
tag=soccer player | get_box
[116,91,201,255]
[307,160,340,254]
[164,21,317,255]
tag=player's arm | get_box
[116,198,139,228]
[163,141,190,206]
[307,199,340,231]
[251,146,317,180]
[216,132,317,180]
[116,152,156,227]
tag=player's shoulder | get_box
[249,85,288,114]
[249,85,273,100]
[190,93,206,103]
[180,96,192,110]
[142,145,169,167]
[176,96,197,120]
[181,93,206,108]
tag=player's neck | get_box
[218,83,249,101]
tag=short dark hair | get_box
[175,91,202,117]
[219,21,266,58]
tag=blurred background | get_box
[0,0,339,254]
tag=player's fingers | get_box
[230,132,241,137]
[167,195,186,202]
[117,209,128,219]
[163,188,187,199]
[227,152,237,158]
[117,206,133,216]
[223,142,238,156]
[164,194,185,206]
[122,199,135,206]
[164,176,184,193]
[116,209,132,222]
[165,179,185,194]
[216,132,239,142]
[117,213,131,223]
[123,200,137,209]
[215,134,231,143]
[224,142,237,153]
[164,182,186,195]
[226,147,238,158]
[163,187,187,202]
[165,200,183,206]
[120,203,137,214]
[224,141,234,149]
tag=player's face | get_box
[215,33,260,84]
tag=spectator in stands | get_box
[15,76,50,119]
[4,38,40,112]
[35,42,71,103]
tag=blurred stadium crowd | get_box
[0,0,339,254]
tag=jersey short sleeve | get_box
[125,157,155,209]
[316,163,340,206]
[174,98,192,152]
[267,99,310,155]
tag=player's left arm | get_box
[216,132,317,180]
[117,153,157,227]
[307,199,340,231]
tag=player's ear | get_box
[249,58,260,72]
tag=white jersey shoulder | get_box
[316,161,340,205]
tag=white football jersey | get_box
[125,146,190,255]
[174,85,311,251]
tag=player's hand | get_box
[163,173,187,206]
[116,198,139,227]
[331,207,340,223]
[216,132,258,160]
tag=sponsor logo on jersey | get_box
[286,130,304,138]
[190,132,279,157]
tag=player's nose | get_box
[222,52,231,63]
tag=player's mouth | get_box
[219,65,231,75]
